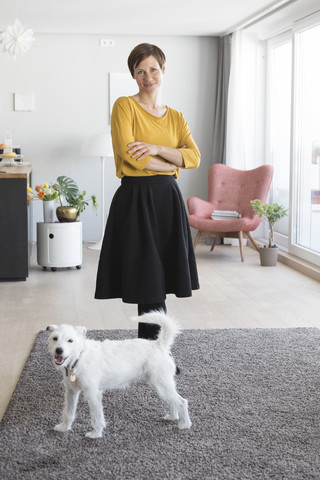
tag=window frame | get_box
[264,13,320,266]
[289,12,320,266]
[265,31,292,251]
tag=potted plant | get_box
[54,176,98,222]
[250,199,288,266]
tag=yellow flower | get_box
[44,182,49,189]
[27,186,33,193]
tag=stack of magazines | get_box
[211,210,242,220]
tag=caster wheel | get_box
[76,265,82,270]
[51,267,57,272]
[43,266,47,270]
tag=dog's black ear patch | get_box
[46,325,58,333]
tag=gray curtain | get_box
[212,34,232,164]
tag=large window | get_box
[291,21,320,262]
[266,14,320,266]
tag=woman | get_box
[95,43,200,339]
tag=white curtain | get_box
[225,30,262,170]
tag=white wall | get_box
[0,34,218,242]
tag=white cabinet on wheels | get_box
[37,222,82,271]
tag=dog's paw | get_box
[54,423,70,432]
[163,413,179,422]
[178,419,192,430]
[85,430,103,439]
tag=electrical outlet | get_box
[100,39,115,47]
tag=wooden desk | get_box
[0,165,32,280]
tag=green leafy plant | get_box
[55,175,97,217]
[250,200,288,248]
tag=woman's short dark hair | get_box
[127,43,166,77]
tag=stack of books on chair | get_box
[211,210,242,220]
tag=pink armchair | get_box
[187,164,274,261]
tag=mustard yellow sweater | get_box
[111,96,201,178]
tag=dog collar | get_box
[65,351,83,382]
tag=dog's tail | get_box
[132,310,180,350]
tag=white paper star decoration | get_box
[1,19,35,60]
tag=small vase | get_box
[43,200,56,223]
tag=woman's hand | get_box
[127,142,159,160]
[127,142,186,168]
[145,157,177,173]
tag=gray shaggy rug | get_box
[1,328,320,480]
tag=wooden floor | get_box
[1,242,320,421]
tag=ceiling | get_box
[0,0,319,37]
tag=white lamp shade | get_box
[81,132,113,157]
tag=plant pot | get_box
[259,246,279,266]
[56,206,78,223]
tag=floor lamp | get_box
[81,132,113,250]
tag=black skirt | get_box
[95,175,199,304]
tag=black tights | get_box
[137,302,167,316]
[137,301,166,339]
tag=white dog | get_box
[46,311,191,438]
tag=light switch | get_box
[14,93,35,111]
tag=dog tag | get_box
[70,374,76,382]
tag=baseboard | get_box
[277,250,320,282]
[249,240,320,282]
